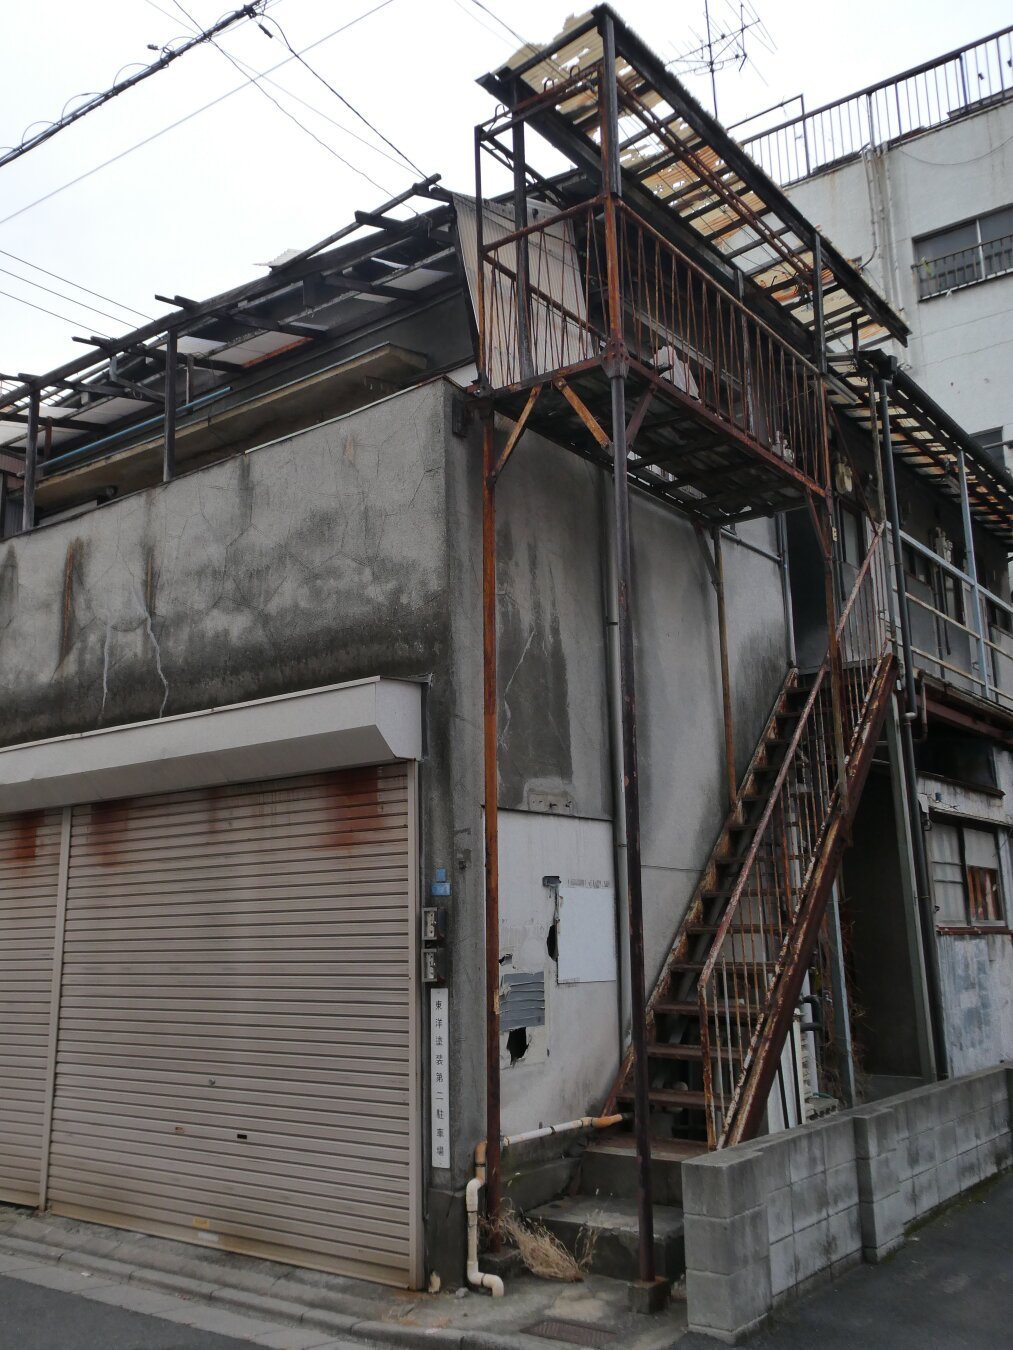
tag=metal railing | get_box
[901,530,1013,713]
[480,200,829,490]
[698,525,892,1147]
[913,233,1013,300]
[739,26,1013,186]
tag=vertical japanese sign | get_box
[430,987,451,1169]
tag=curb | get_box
[0,1233,552,1350]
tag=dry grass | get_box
[496,1208,598,1283]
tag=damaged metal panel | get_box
[500,971,545,1031]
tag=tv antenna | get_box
[666,0,777,117]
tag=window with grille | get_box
[913,206,1013,300]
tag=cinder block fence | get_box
[683,1067,1013,1342]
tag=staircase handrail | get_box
[697,523,890,1144]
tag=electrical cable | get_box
[0,247,152,321]
[257,12,427,178]
[0,287,111,336]
[0,264,140,327]
[166,0,393,194]
[145,0,410,173]
[0,3,264,171]
[0,0,398,230]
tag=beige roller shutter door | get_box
[47,764,419,1286]
[0,809,65,1206]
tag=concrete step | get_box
[579,1134,705,1206]
[527,1194,685,1282]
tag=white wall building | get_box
[740,26,1013,474]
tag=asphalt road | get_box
[682,1171,1013,1350]
[0,1274,260,1350]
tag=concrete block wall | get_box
[683,1067,1013,1343]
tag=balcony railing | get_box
[901,530,1013,714]
[737,26,1013,187]
[913,233,1013,300]
[479,200,829,490]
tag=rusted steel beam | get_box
[481,413,502,1246]
[553,377,611,450]
[625,385,655,451]
[491,385,542,482]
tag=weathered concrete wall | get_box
[684,1067,1013,1343]
[0,383,454,739]
[786,101,1013,460]
[443,405,790,1147]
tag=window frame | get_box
[928,816,1008,932]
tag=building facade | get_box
[0,4,1010,1299]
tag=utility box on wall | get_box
[495,809,619,1135]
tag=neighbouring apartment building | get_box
[0,5,1010,1302]
[741,24,1013,472]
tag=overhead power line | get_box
[0,264,141,327]
[0,287,111,337]
[257,14,426,178]
[0,2,265,172]
[167,0,392,194]
[0,247,152,321]
[0,0,398,230]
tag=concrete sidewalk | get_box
[682,1171,1013,1349]
[0,1206,688,1350]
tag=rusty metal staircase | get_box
[606,524,896,1148]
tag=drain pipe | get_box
[467,1114,625,1297]
[876,361,949,1079]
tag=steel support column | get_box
[512,115,533,382]
[481,412,502,1243]
[22,385,39,533]
[878,375,949,1080]
[163,328,178,483]
[956,449,991,698]
[713,527,736,807]
[601,10,656,1295]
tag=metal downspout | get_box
[601,479,631,1051]
[878,374,949,1079]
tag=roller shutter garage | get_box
[40,763,419,1286]
[0,810,64,1205]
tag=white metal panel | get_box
[0,808,63,1205]
[47,764,418,1286]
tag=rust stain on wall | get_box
[10,810,43,864]
[323,765,381,849]
[91,799,131,867]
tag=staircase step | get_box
[618,1087,709,1110]
[647,1041,743,1062]
[580,1133,704,1205]
[669,959,770,975]
[687,922,781,936]
[527,1194,685,1281]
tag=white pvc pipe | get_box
[464,1113,623,1297]
[466,1176,504,1297]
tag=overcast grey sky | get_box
[0,0,1008,375]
